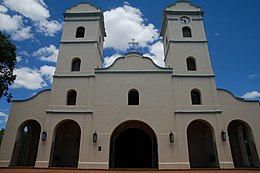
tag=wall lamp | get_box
[169,131,174,143]
[93,131,97,143]
[41,131,47,141]
[221,130,226,141]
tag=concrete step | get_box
[0,168,260,173]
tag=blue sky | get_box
[0,0,260,129]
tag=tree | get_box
[0,31,17,103]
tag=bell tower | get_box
[55,2,106,75]
[160,1,221,110]
[48,3,106,107]
[161,1,214,75]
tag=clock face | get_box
[180,16,190,24]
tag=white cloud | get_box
[37,19,62,36]
[248,74,258,80]
[214,33,220,36]
[241,91,260,99]
[18,50,29,57]
[11,65,55,90]
[0,112,8,122]
[104,54,122,67]
[2,0,62,37]
[11,26,33,41]
[143,41,165,67]
[0,5,8,13]
[104,4,159,51]
[40,65,55,83]
[16,56,22,62]
[12,67,47,90]
[0,12,23,32]
[32,44,59,62]
[3,0,50,21]
[103,42,165,67]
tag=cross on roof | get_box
[128,38,139,50]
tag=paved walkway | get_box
[1,168,260,173]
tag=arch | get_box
[75,26,85,38]
[187,120,219,168]
[191,89,201,105]
[71,58,81,71]
[49,120,81,167]
[10,120,41,166]
[128,89,139,105]
[67,90,77,105]
[182,27,192,37]
[109,120,158,168]
[228,120,260,167]
[186,57,196,71]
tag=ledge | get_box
[175,110,223,114]
[46,110,93,114]
[172,74,215,77]
[169,40,207,43]
[95,70,173,74]
[60,40,98,44]
[53,74,95,78]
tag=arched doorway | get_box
[10,120,41,166]
[109,120,158,168]
[228,120,260,167]
[187,120,219,168]
[49,120,81,167]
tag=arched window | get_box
[186,57,196,71]
[67,90,77,105]
[76,26,85,38]
[191,89,201,105]
[71,58,81,71]
[128,89,139,105]
[182,27,192,37]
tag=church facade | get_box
[0,1,260,170]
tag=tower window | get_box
[182,27,192,37]
[128,89,139,105]
[67,90,77,105]
[186,57,196,71]
[191,89,201,105]
[76,26,85,38]
[71,58,81,71]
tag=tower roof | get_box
[65,2,102,13]
[160,1,204,37]
[63,2,106,37]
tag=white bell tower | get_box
[161,1,214,76]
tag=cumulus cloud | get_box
[104,54,122,67]
[3,0,49,21]
[40,65,56,83]
[104,4,159,51]
[0,112,8,123]
[11,26,33,41]
[241,91,260,99]
[1,0,62,39]
[12,67,47,90]
[248,74,258,80]
[32,44,59,62]
[16,56,22,62]
[37,19,62,37]
[0,10,23,32]
[18,50,29,57]
[143,41,165,67]
[0,5,8,13]
[103,41,165,67]
[12,65,55,90]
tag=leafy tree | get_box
[0,31,17,103]
[0,129,5,147]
